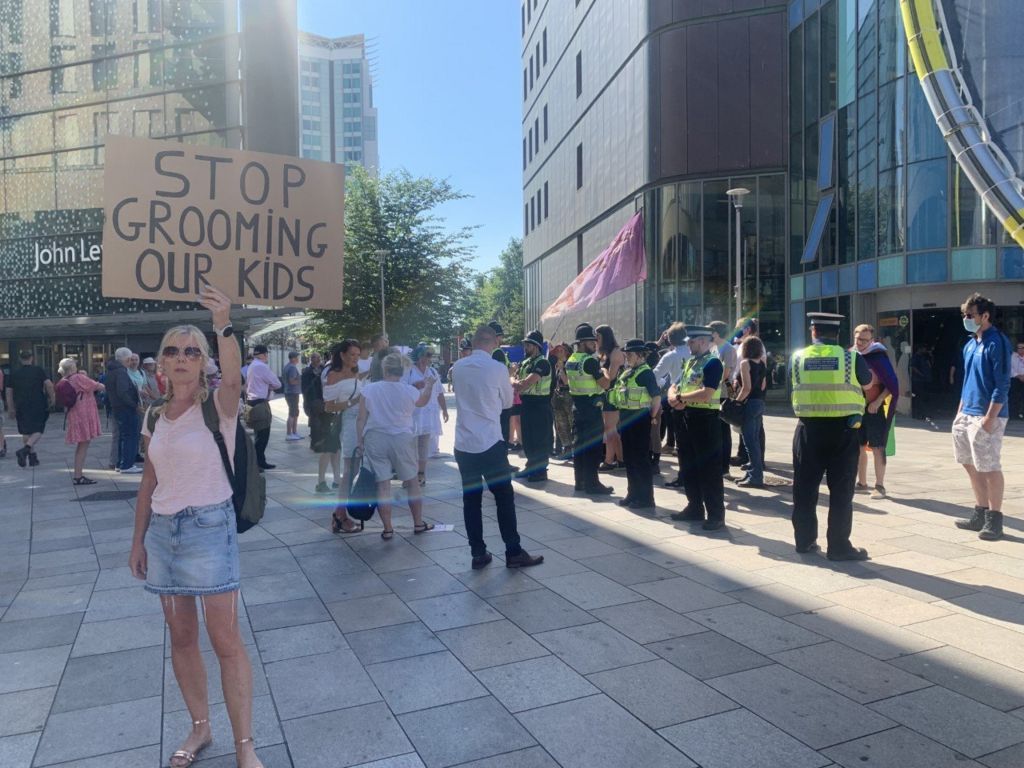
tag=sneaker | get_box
[870,485,886,500]
[314,482,332,494]
[119,466,143,474]
[506,550,544,568]
[286,433,304,442]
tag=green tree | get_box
[464,237,525,338]
[306,166,476,347]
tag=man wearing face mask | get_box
[952,293,1012,541]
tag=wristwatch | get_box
[213,324,234,338]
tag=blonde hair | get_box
[854,324,875,337]
[381,351,410,378]
[58,357,77,377]
[153,324,211,415]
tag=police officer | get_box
[609,339,661,509]
[791,312,872,560]
[667,326,726,530]
[514,330,553,482]
[489,321,514,449]
[566,323,613,494]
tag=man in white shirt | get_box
[245,344,282,469]
[1011,340,1024,420]
[653,322,689,482]
[452,325,544,570]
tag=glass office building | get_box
[788,0,1024,410]
[0,0,294,375]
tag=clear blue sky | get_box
[298,0,522,273]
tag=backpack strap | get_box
[145,398,165,434]
[200,395,236,487]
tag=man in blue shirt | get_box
[952,293,1012,541]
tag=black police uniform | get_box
[616,365,661,507]
[792,338,872,555]
[673,353,726,525]
[518,353,553,478]
[570,355,606,491]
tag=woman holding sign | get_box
[128,285,264,768]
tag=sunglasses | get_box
[161,346,203,360]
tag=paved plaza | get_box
[2,398,1024,768]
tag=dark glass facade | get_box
[789,0,1024,355]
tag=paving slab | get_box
[0,686,56,738]
[589,600,705,644]
[534,622,656,674]
[659,708,831,768]
[34,745,162,768]
[788,605,944,660]
[345,621,444,666]
[0,644,72,695]
[486,589,595,634]
[380,565,467,602]
[448,747,558,768]
[686,602,826,654]
[632,576,737,613]
[536,571,644,610]
[435,619,548,671]
[475,655,598,712]
[254,620,349,663]
[822,726,984,768]
[283,701,413,768]
[53,645,163,713]
[709,664,896,749]
[366,650,487,714]
[406,591,503,631]
[889,645,1024,712]
[0,731,40,768]
[979,742,1024,768]
[771,641,932,703]
[265,650,381,720]
[160,694,284,764]
[646,631,773,680]
[0,613,83,654]
[575,551,680,586]
[587,659,736,728]
[869,686,1024,758]
[516,694,693,768]
[398,696,536,768]
[328,594,418,633]
[33,696,161,766]
[70,613,165,658]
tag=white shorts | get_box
[952,413,1007,473]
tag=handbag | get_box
[344,448,379,529]
[719,398,747,428]
[245,400,272,431]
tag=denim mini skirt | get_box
[144,498,239,596]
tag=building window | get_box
[536,189,542,225]
[525,204,529,236]
[530,196,535,231]
[543,104,548,141]
[91,43,117,90]
[576,143,583,189]
[533,118,539,153]
[535,43,540,76]
[528,128,533,162]
[343,92,360,103]
[576,52,582,97]
[576,234,583,273]
[544,181,549,219]
[521,3,526,36]
[543,29,548,64]
[529,56,534,89]
[523,69,527,101]
[526,0,531,22]
[523,138,527,170]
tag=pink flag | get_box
[541,210,647,322]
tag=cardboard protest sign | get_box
[101,135,345,309]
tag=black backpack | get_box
[146,396,265,533]
[344,449,378,528]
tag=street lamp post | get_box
[726,187,750,328]
[375,249,390,336]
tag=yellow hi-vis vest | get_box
[608,364,653,410]
[678,353,721,409]
[791,344,865,418]
[519,354,551,397]
[566,351,603,397]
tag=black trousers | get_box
[500,408,512,445]
[519,396,552,474]
[254,428,271,466]
[792,418,859,553]
[619,410,653,505]
[572,398,604,489]
[720,416,732,474]
[1010,378,1024,419]
[454,441,522,557]
[677,409,724,521]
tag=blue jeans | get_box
[741,399,765,482]
[116,408,140,470]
